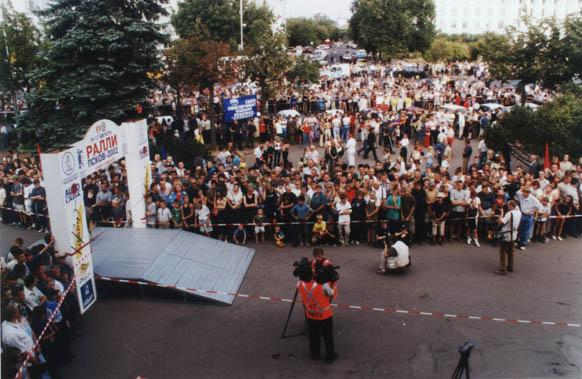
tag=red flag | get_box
[543,142,550,170]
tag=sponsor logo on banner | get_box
[72,204,85,260]
[139,145,148,159]
[61,152,75,177]
[64,182,81,204]
[80,280,95,308]
[144,164,151,194]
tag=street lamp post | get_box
[239,0,244,51]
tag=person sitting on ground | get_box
[311,214,335,245]
[233,224,247,245]
[274,225,285,247]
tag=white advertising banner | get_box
[122,119,151,228]
[75,119,126,178]
[41,149,97,314]
[39,118,151,313]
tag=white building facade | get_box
[434,0,582,34]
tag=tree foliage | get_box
[485,94,582,159]
[286,14,346,46]
[349,0,436,58]
[171,0,273,50]
[480,16,582,96]
[423,36,470,62]
[18,0,167,148]
[287,56,321,85]
[244,31,291,109]
[0,5,43,106]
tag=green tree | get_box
[485,94,582,159]
[0,5,43,113]
[286,14,345,47]
[423,36,470,62]
[287,56,321,85]
[562,15,582,82]
[171,0,273,50]
[164,24,236,144]
[349,0,436,58]
[18,0,167,148]
[469,32,511,61]
[244,31,291,111]
[481,17,578,103]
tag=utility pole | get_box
[239,0,244,51]
[1,6,18,116]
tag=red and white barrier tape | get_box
[95,275,581,329]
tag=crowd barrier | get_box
[2,205,581,231]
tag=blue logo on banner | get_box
[223,95,257,122]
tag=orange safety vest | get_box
[297,280,333,320]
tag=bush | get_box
[485,93,582,159]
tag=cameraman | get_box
[377,234,410,273]
[296,257,337,363]
[311,248,332,272]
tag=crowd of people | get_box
[1,59,580,378]
[1,234,79,379]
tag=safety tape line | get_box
[3,205,582,229]
[95,275,581,329]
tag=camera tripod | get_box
[280,288,307,339]
[452,342,473,379]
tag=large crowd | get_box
[1,59,581,378]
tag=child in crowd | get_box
[254,209,266,244]
[534,197,551,243]
[233,224,247,245]
[196,198,213,237]
[274,225,285,247]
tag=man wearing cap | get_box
[515,187,542,250]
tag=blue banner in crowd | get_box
[223,95,257,122]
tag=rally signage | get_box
[75,119,125,177]
[223,95,257,122]
[40,119,151,314]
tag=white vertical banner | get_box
[41,149,97,314]
[122,119,150,228]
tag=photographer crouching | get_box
[293,252,339,363]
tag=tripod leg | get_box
[281,288,299,339]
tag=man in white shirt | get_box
[495,200,522,275]
[457,112,465,139]
[341,115,351,142]
[335,194,352,246]
[515,187,542,249]
[2,304,42,366]
[377,239,410,273]
[346,134,357,167]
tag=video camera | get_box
[293,257,312,282]
[314,264,340,284]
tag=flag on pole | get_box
[543,142,550,170]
